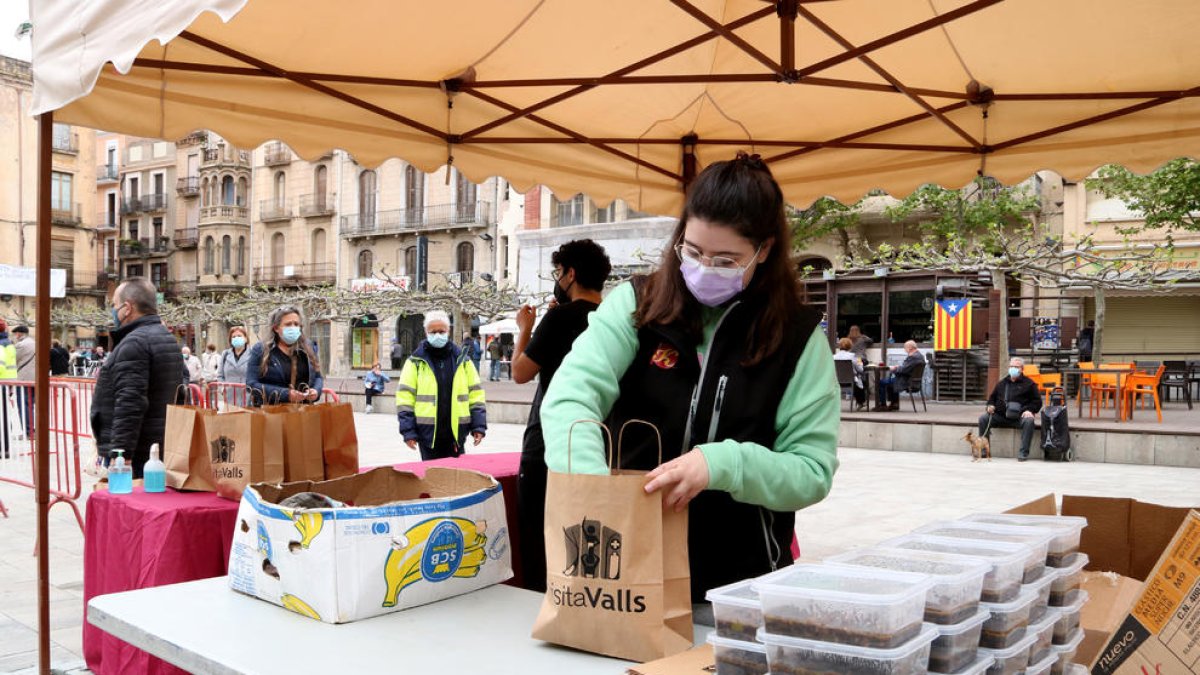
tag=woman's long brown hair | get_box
[635,153,805,366]
[259,306,322,377]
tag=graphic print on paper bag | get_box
[210,434,243,479]
[381,517,490,607]
[563,517,621,580]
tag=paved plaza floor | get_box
[0,405,1197,673]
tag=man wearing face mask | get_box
[395,310,487,460]
[979,356,1043,461]
[90,278,183,478]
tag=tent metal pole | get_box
[36,110,53,675]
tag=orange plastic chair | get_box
[1022,364,1041,377]
[1076,362,1095,415]
[1124,365,1166,422]
[1090,363,1133,417]
[1038,373,1062,405]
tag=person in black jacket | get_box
[49,340,71,376]
[874,340,924,411]
[979,356,1044,461]
[90,278,183,478]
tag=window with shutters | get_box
[51,240,74,287]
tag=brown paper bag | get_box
[531,420,692,662]
[164,404,219,491]
[318,401,359,479]
[263,404,326,482]
[203,408,285,501]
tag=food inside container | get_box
[928,607,989,674]
[880,534,1027,604]
[757,624,937,675]
[1048,627,1084,675]
[930,650,994,675]
[1025,566,1059,621]
[1052,590,1088,644]
[976,632,1036,675]
[826,547,990,625]
[959,514,1087,567]
[1025,604,1060,665]
[708,633,770,675]
[914,521,1053,583]
[1023,649,1059,675]
[707,579,764,643]
[1048,553,1089,606]
[752,563,933,649]
[978,588,1037,649]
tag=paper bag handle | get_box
[616,419,663,469]
[566,419,613,475]
[175,384,199,406]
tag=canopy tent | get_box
[23,1,1200,673]
[479,318,521,336]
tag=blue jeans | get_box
[877,376,899,405]
[489,360,501,381]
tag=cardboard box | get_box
[227,466,513,623]
[1007,494,1200,673]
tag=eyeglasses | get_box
[675,242,760,270]
[550,268,563,281]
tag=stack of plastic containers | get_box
[914,521,1055,584]
[706,579,769,675]
[881,535,1029,604]
[752,563,938,674]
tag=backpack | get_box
[1040,387,1072,461]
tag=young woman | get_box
[245,306,324,406]
[540,154,840,601]
[219,327,252,384]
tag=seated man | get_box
[978,356,1043,461]
[874,340,923,411]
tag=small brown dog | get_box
[964,432,992,462]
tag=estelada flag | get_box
[935,299,972,350]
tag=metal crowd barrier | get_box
[0,381,84,536]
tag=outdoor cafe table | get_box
[88,576,705,675]
[1057,366,1135,422]
[82,452,522,675]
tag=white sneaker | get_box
[365,405,373,414]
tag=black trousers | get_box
[419,428,461,461]
[517,423,549,592]
[978,412,1037,457]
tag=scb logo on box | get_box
[371,522,390,535]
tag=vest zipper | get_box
[681,302,740,455]
[758,508,782,572]
[705,375,728,443]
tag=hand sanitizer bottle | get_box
[109,449,133,495]
[143,443,166,493]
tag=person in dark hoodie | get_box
[395,310,487,460]
[90,278,183,477]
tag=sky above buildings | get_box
[1,2,32,61]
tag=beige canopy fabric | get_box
[29,0,1200,213]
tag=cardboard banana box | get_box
[228,466,513,623]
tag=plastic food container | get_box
[979,588,1037,649]
[752,563,933,648]
[1053,590,1088,644]
[1024,650,1059,675]
[881,534,1028,604]
[757,624,937,675]
[708,633,769,675]
[960,514,1087,567]
[1049,628,1084,675]
[977,632,1036,675]
[1025,566,1059,621]
[1026,604,1061,665]
[1065,663,1088,674]
[930,650,994,675]
[826,547,990,625]
[707,579,763,642]
[928,607,989,673]
[1049,553,1089,606]
[914,521,1054,583]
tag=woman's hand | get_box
[287,389,307,403]
[643,449,710,512]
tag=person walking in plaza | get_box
[200,343,221,383]
[1077,321,1095,363]
[11,326,36,435]
[0,321,17,459]
[463,333,482,374]
[90,278,183,478]
[181,346,203,385]
[874,340,923,411]
[834,337,867,410]
[363,362,390,414]
[218,327,252,384]
[245,306,324,406]
[396,311,487,460]
[512,238,611,592]
[390,338,405,370]
[50,340,70,376]
[979,356,1043,461]
[486,337,502,382]
[540,154,840,600]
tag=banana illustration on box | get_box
[280,593,321,621]
[290,511,325,549]
[382,517,489,607]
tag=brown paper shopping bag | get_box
[263,404,326,482]
[203,408,285,501]
[317,401,359,479]
[164,403,219,491]
[531,420,692,662]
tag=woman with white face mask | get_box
[395,310,487,460]
[245,306,324,406]
[539,153,841,604]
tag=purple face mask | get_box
[680,248,762,306]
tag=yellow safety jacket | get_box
[395,344,486,450]
[0,343,17,380]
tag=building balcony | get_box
[255,263,336,286]
[96,212,119,232]
[51,203,82,226]
[178,131,207,146]
[52,132,78,154]
[263,142,291,166]
[148,236,172,256]
[298,194,333,218]
[162,280,199,299]
[201,146,252,169]
[446,271,489,287]
[119,240,146,258]
[141,193,168,212]
[340,201,495,238]
[176,176,200,197]
[259,198,293,223]
[174,228,199,248]
[120,196,140,214]
[96,164,120,183]
[199,204,250,226]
